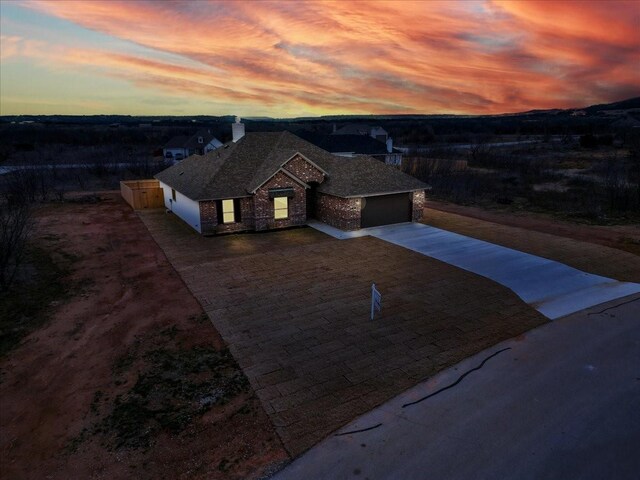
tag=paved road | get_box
[0,162,164,176]
[309,222,640,319]
[273,293,640,480]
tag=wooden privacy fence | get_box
[120,179,164,210]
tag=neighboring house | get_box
[332,123,389,143]
[163,129,223,161]
[297,131,403,166]
[162,135,189,160]
[155,127,427,235]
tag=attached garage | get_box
[361,192,412,228]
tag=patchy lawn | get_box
[0,193,287,480]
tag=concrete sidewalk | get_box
[273,293,640,480]
[309,221,640,319]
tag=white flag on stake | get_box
[371,283,382,320]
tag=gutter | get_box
[325,186,431,199]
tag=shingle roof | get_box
[156,143,237,199]
[317,155,425,198]
[296,132,389,155]
[164,129,221,151]
[333,124,373,135]
[155,131,426,201]
[164,135,189,149]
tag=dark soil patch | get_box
[98,344,250,450]
[0,246,73,357]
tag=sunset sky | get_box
[1,0,638,117]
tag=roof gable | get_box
[251,152,327,193]
[184,129,221,150]
[164,129,221,151]
[250,152,327,193]
[281,152,328,176]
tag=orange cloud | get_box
[6,0,640,115]
[493,0,639,49]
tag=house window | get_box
[274,196,288,219]
[222,199,235,223]
[171,188,176,202]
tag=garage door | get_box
[361,193,412,228]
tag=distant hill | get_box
[1,97,638,124]
[244,97,640,121]
[584,97,640,114]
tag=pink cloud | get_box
[8,0,640,114]
[0,35,46,61]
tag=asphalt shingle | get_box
[155,131,427,200]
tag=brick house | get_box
[155,129,427,235]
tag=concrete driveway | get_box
[310,222,640,319]
[273,293,640,480]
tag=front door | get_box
[306,182,319,219]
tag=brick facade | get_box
[412,190,425,222]
[316,193,361,231]
[198,158,425,234]
[198,156,326,235]
[199,200,217,234]
[254,172,307,231]
[282,155,325,184]
[199,198,255,235]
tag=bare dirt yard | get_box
[424,201,640,283]
[0,193,287,480]
[427,200,640,256]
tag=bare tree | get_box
[0,200,33,291]
[5,169,38,204]
[468,135,495,166]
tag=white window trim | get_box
[274,196,288,220]
[222,199,235,224]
